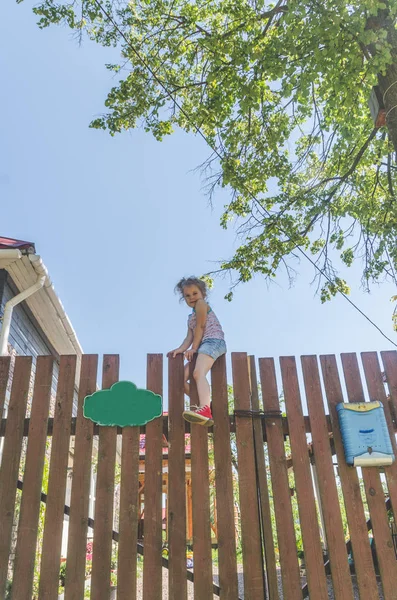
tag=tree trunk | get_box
[378,63,397,154]
[372,12,397,153]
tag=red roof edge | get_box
[0,236,35,252]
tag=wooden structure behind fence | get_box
[1,351,397,599]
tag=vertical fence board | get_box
[259,357,301,600]
[232,352,265,600]
[168,355,187,599]
[382,351,397,422]
[320,355,379,600]
[280,356,328,600]
[64,355,98,600]
[0,356,10,422]
[248,356,278,600]
[341,353,397,600]
[381,350,397,513]
[211,355,239,600]
[12,356,54,600]
[0,356,32,598]
[189,359,213,599]
[38,355,77,600]
[142,354,164,600]
[117,405,140,600]
[361,352,397,518]
[90,355,119,600]
[301,356,354,600]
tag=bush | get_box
[5,580,12,600]
[59,562,67,587]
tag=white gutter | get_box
[25,254,83,355]
[0,255,47,356]
[28,255,83,357]
[43,284,82,355]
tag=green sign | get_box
[83,381,162,427]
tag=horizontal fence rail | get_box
[0,352,396,600]
[0,415,337,437]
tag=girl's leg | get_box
[184,363,190,397]
[193,354,215,407]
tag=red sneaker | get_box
[183,404,213,426]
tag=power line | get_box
[93,0,397,349]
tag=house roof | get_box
[0,237,35,251]
[0,236,83,380]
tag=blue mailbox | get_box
[337,401,395,467]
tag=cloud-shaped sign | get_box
[83,381,162,427]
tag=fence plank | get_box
[361,352,397,519]
[341,353,397,600]
[211,355,239,600]
[64,354,98,600]
[248,356,278,600]
[232,352,265,600]
[0,356,10,422]
[301,356,354,600]
[259,357,301,600]
[168,355,187,600]
[280,356,328,600]
[38,355,77,600]
[189,359,213,599]
[90,355,119,600]
[12,356,54,600]
[117,411,140,599]
[142,354,164,600]
[0,356,32,598]
[382,351,397,423]
[320,355,378,600]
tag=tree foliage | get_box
[21,0,397,302]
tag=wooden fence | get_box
[1,351,397,599]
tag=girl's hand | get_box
[184,348,197,362]
[167,348,184,358]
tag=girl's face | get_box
[183,284,204,308]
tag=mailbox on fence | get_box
[337,401,395,467]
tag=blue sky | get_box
[1,1,396,393]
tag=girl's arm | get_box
[167,328,194,358]
[191,299,207,351]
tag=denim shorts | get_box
[198,338,227,361]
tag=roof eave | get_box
[0,250,83,380]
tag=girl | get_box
[167,276,226,426]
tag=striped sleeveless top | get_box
[188,306,225,341]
